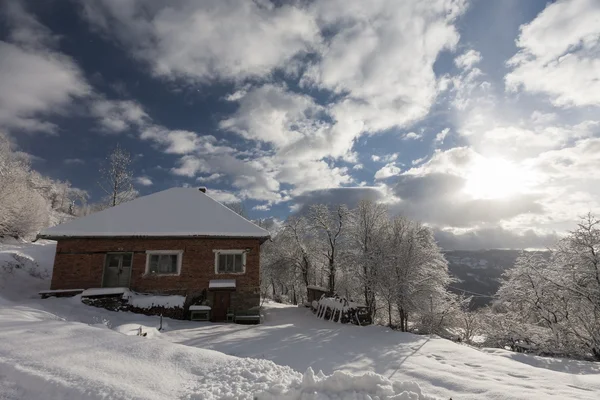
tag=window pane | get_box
[234,254,243,272]
[226,254,234,272]
[158,255,171,273]
[149,255,159,273]
[107,254,120,268]
[218,254,227,272]
[169,255,178,273]
[122,253,132,267]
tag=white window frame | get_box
[213,249,246,274]
[145,250,183,276]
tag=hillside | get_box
[445,250,548,308]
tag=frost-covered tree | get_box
[348,200,388,318]
[497,214,600,359]
[0,133,49,238]
[98,144,136,207]
[308,204,350,294]
[376,217,451,331]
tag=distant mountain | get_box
[444,249,542,308]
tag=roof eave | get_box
[37,233,271,242]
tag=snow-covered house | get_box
[38,187,270,321]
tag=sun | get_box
[463,158,532,200]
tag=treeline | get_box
[0,132,136,240]
[260,202,600,360]
[0,133,89,239]
[260,200,459,333]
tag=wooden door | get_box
[102,253,132,288]
[212,291,230,322]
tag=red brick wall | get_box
[50,238,261,300]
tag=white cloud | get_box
[454,49,481,70]
[206,189,240,204]
[434,128,450,144]
[219,84,326,149]
[83,0,468,203]
[371,153,398,163]
[374,163,401,180]
[64,158,85,165]
[81,0,320,82]
[505,0,600,107]
[0,2,90,133]
[352,164,364,170]
[304,0,465,135]
[403,132,423,140]
[90,99,149,133]
[253,204,271,211]
[198,173,223,182]
[135,176,153,186]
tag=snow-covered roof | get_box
[39,188,270,240]
[209,279,236,289]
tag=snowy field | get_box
[1,241,600,399]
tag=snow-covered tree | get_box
[308,204,350,295]
[348,200,388,318]
[98,144,136,207]
[0,132,49,239]
[375,217,452,331]
[497,214,600,359]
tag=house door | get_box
[103,253,132,288]
[212,291,230,322]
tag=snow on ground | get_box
[1,240,599,400]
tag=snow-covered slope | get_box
[0,241,434,399]
[1,241,599,400]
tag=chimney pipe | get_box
[198,186,207,193]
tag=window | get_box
[214,250,246,274]
[145,251,183,275]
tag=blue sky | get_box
[2,0,599,249]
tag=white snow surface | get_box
[129,293,185,309]
[209,278,236,289]
[1,241,600,400]
[39,187,270,239]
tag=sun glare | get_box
[463,158,531,200]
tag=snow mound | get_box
[113,323,162,338]
[0,242,54,301]
[257,367,435,400]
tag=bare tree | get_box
[224,201,248,218]
[98,144,136,207]
[308,204,350,295]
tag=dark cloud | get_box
[434,227,560,251]
[394,173,464,200]
[290,187,385,214]
[391,173,544,227]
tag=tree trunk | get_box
[328,258,335,295]
[388,300,392,327]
